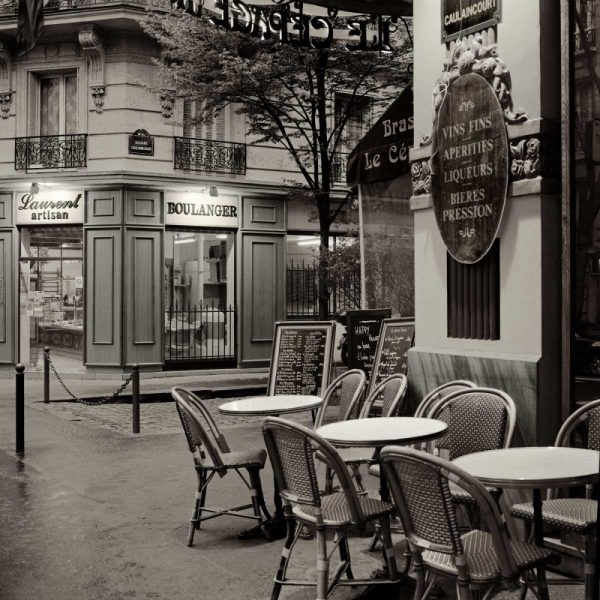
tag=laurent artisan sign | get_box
[164,192,239,228]
[16,191,84,224]
[431,73,508,264]
[442,0,502,42]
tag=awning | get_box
[301,0,412,16]
[346,87,413,186]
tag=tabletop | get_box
[316,417,448,448]
[454,446,600,489]
[218,394,323,416]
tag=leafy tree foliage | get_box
[143,6,412,318]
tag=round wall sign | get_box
[431,72,509,264]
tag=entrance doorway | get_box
[19,226,84,372]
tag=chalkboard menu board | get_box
[345,309,392,380]
[368,318,415,394]
[268,321,335,396]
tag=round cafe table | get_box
[454,447,600,600]
[316,417,449,500]
[218,394,324,539]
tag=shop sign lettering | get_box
[16,191,84,224]
[431,73,508,264]
[442,0,501,42]
[165,193,239,228]
[175,0,398,52]
[128,129,154,156]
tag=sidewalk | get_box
[0,374,586,600]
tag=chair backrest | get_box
[313,369,366,428]
[171,387,230,473]
[414,380,477,418]
[360,374,408,418]
[380,446,519,582]
[556,398,600,450]
[262,417,366,525]
[428,387,516,461]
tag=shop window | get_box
[447,240,500,340]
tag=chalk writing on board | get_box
[273,328,327,396]
[346,309,391,379]
[370,321,415,389]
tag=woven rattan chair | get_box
[380,446,559,600]
[511,399,600,600]
[413,380,477,418]
[313,369,367,428]
[172,387,271,546]
[263,417,400,600]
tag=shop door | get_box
[19,227,84,371]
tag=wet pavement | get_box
[0,371,588,600]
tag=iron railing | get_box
[15,134,87,170]
[164,302,236,366]
[331,152,349,184]
[286,260,360,319]
[174,137,247,175]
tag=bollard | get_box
[15,364,25,454]
[132,364,140,434]
[44,347,50,403]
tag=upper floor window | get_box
[29,72,78,136]
[334,93,372,155]
[183,100,230,141]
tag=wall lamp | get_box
[209,185,219,198]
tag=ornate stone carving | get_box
[160,89,175,119]
[79,27,106,113]
[411,159,431,196]
[423,33,527,145]
[0,92,11,119]
[0,42,12,119]
[510,135,559,181]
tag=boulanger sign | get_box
[431,73,508,264]
[442,0,501,42]
[16,190,84,224]
[165,193,239,228]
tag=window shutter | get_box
[183,100,193,137]
[27,73,40,136]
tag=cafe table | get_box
[453,446,600,600]
[218,394,324,539]
[316,417,449,501]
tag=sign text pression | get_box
[431,73,508,264]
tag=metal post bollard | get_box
[44,347,50,403]
[132,364,140,434]
[15,364,25,454]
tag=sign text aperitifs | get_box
[174,0,399,51]
[431,73,508,264]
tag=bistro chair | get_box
[380,446,560,600]
[171,386,271,546]
[511,398,600,600]
[413,379,477,418]
[263,417,400,600]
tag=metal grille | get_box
[164,303,235,367]
[15,134,87,170]
[174,137,246,175]
[447,240,500,340]
[331,152,349,184]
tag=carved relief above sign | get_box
[431,73,508,264]
[442,0,502,42]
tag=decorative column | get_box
[79,26,106,114]
[0,42,13,119]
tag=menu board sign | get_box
[431,73,508,264]
[346,308,392,380]
[368,318,415,394]
[442,0,502,42]
[268,321,335,396]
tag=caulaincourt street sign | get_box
[431,73,508,264]
[441,0,502,42]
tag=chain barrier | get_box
[44,349,135,406]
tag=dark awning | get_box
[303,0,412,16]
[346,87,413,186]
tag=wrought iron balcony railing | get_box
[174,137,246,176]
[331,152,349,184]
[15,134,87,170]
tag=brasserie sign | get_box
[16,190,84,224]
[431,73,508,264]
[442,0,501,42]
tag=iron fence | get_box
[15,134,87,170]
[174,137,246,175]
[286,260,360,319]
[164,303,236,367]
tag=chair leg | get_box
[325,465,335,495]
[252,467,272,521]
[379,515,399,581]
[197,471,208,528]
[456,578,471,600]
[187,471,207,547]
[337,529,354,581]
[247,467,269,537]
[583,535,596,600]
[351,464,366,494]
[316,526,329,600]
[412,551,426,600]
[271,515,298,600]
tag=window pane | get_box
[40,78,60,136]
[65,76,78,134]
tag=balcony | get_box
[15,134,87,170]
[174,137,246,176]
